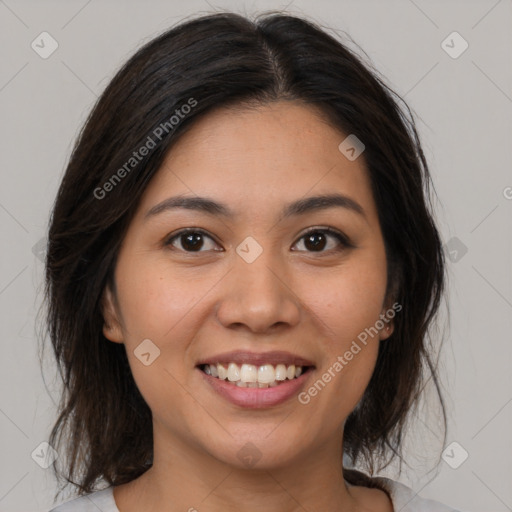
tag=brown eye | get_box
[165,229,220,252]
[165,227,352,254]
[304,232,328,251]
[292,228,352,253]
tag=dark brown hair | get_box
[43,10,447,499]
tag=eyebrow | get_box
[145,193,366,222]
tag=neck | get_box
[114,433,364,512]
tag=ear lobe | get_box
[380,321,394,341]
[101,284,124,343]
[380,288,399,341]
[379,299,397,341]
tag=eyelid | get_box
[295,225,352,244]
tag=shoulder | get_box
[374,476,465,512]
[49,487,119,512]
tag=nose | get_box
[215,249,301,334]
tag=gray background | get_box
[1,0,511,511]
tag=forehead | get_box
[137,101,378,223]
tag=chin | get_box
[201,431,306,471]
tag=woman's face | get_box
[103,101,394,470]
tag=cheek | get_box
[300,256,386,410]
[112,256,214,402]
[113,259,197,417]
[308,259,388,343]
[114,256,206,342]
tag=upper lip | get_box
[196,350,315,368]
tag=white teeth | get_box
[275,364,287,381]
[258,364,275,384]
[204,362,307,386]
[227,363,240,382]
[217,363,227,380]
[240,364,258,383]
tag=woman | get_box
[45,11,460,511]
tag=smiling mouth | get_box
[198,363,314,388]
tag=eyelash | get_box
[164,227,354,255]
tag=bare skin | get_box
[102,101,395,511]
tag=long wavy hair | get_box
[43,10,447,500]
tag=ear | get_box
[380,270,401,341]
[101,284,124,343]
[379,319,394,341]
[379,297,398,341]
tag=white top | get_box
[49,477,463,511]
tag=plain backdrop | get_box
[0,1,511,511]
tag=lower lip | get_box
[198,368,313,409]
